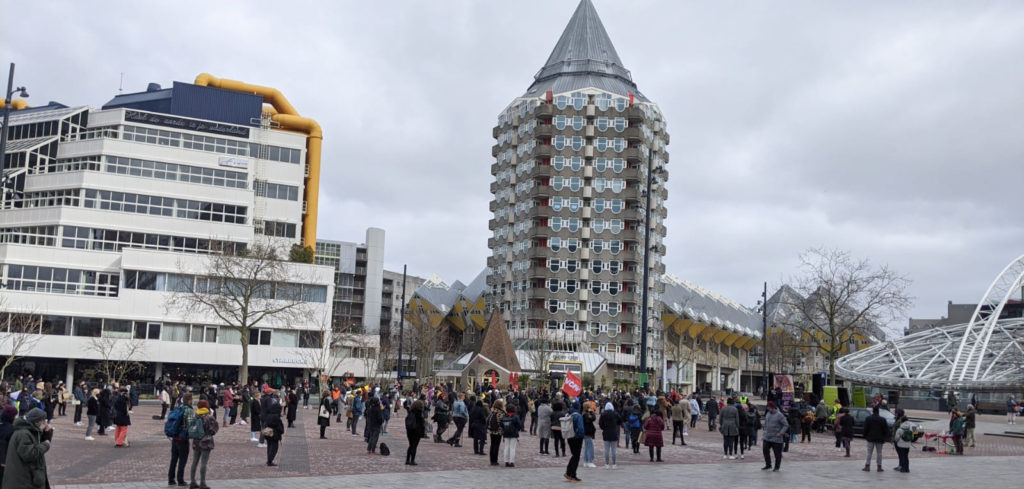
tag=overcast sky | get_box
[5,0,1024,333]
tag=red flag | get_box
[562,371,582,398]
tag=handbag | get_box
[637,430,646,444]
[261,427,275,438]
[71,400,82,406]
[319,405,330,418]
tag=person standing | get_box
[581,403,597,467]
[405,400,426,465]
[72,381,86,426]
[705,396,720,431]
[670,401,686,445]
[189,400,219,489]
[949,409,965,455]
[564,406,584,482]
[862,405,888,472]
[486,399,505,466]
[719,400,740,459]
[838,408,854,457]
[598,402,619,469]
[113,387,132,447]
[447,393,468,447]
[689,395,701,429]
[220,387,234,427]
[468,399,488,456]
[965,404,977,448]
[250,391,263,445]
[261,388,284,466]
[364,396,384,454]
[168,393,195,486]
[892,409,915,473]
[760,402,789,472]
[85,389,100,441]
[317,390,332,439]
[349,392,363,436]
[431,392,449,443]
[643,409,665,462]
[2,408,52,489]
[97,389,111,436]
[536,397,552,455]
[1007,396,1017,424]
[501,402,522,467]
[158,387,171,420]
[627,405,643,454]
[285,388,298,428]
[0,406,17,483]
[56,382,68,417]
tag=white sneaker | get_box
[240,420,247,425]
[723,455,729,459]
[85,436,95,440]
[257,443,267,448]
[740,454,745,459]
[603,465,610,469]
[75,422,83,426]
[611,464,617,469]
[729,455,736,460]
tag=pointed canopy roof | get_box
[525,0,646,101]
[477,310,521,373]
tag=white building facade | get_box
[0,80,334,388]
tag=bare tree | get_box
[167,241,312,386]
[405,307,455,381]
[526,326,557,377]
[762,327,809,374]
[779,248,912,384]
[83,336,148,386]
[294,311,348,391]
[0,308,44,381]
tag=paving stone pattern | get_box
[44,404,1024,487]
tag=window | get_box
[102,319,133,339]
[272,329,298,348]
[249,328,272,346]
[42,315,69,335]
[262,221,297,238]
[77,189,248,224]
[255,181,300,201]
[134,321,161,340]
[60,226,244,255]
[72,317,102,337]
[5,264,119,297]
[299,331,323,349]
[104,156,247,189]
[162,323,189,342]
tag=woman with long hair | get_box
[405,400,426,465]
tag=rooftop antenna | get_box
[119,72,124,92]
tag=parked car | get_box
[848,407,895,437]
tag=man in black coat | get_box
[862,406,890,472]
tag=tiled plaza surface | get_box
[44,404,1024,487]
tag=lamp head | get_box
[15,87,28,98]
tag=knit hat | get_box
[605,402,615,411]
[766,401,776,409]
[25,408,46,424]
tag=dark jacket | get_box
[468,404,488,439]
[863,413,889,443]
[317,397,331,427]
[364,400,384,431]
[249,397,262,432]
[86,397,99,416]
[406,409,426,439]
[260,395,284,439]
[112,393,131,427]
[839,413,855,438]
[0,420,15,472]
[2,418,49,489]
[598,409,620,441]
[643,414,665,447]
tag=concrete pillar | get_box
[65,359,75,387]
[154,362,163,382]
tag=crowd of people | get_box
[0,374,1013,488]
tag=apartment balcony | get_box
[602,352,637,366]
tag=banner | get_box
[562,371,582,398]
[851,386,867,408]
[774,374,795,412]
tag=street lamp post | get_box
[761,281,768,397]
[639,146,656,390]
[1,63,31,166]
[397,264,407,381]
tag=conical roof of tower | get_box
[524,0,647,101]
[477,310,522,372]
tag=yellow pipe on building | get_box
[194,73,321,250]
[1,99,29,110]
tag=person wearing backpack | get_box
[550,401,567,457]
[627,405,643,454]
[189,400,219,489]
[486,399,505,466]
[893,408,917,473]
[563,407,585,482]
[501,403,522,467]
[166,393,195,486]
